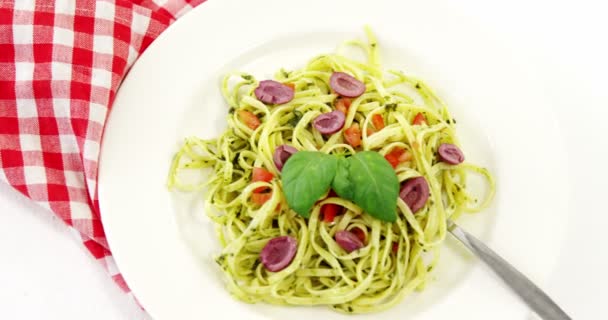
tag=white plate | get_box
[98,0,573,319]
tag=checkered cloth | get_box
[0,0,205,308]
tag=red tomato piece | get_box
[412,112,427,125]
[252,192,272,205]
[372,114,385,130]
[335,97,352,115]
[351,227,366,244]
[385,153,399,168]
[239,110,261,129]
[384,147,408,168]
[344,123,362,148]
[252,167,273,193]
[322,203,341,223]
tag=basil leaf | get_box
[346,151,399,222]
[282,151,338,218]
[332,157,354,201]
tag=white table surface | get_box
[0,183,148,320]
[1,0,606,319]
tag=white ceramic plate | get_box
[98,0,573,319]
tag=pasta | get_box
[168,28,495,314]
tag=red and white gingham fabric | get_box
[0,0,205,309]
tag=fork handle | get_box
[447,220,571,320]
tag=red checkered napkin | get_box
[0,0,205,308]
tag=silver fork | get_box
[447,220,571,320]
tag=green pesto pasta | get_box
[168,28,495,314]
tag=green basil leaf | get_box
[332,157,354,201]
[282,151,338,218]
[346,151,399,222]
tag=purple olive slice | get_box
[260,236,297,272]
[273,145,298,172]
[438,143,465,165]
[254,80,294,105]
[313,110,346,134]
[335,230,364,253]
[399,176,430,213]
[329,72,366,98]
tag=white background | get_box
[1,0,606,319]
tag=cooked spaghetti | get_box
[168,28,494,314]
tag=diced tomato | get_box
[335,97,352,114]
[392,242,399,254]
[398,150,412,162]
[238,110,261,129]
[252,167,273,193]
[351,227,366,244]
[366,127,376,136]
[252,192,272,205]
[412,112,427,125]
[391,148,406,158]
[252,167,273,182]
[344,123,362,147]
[385,153,399,168]
[384,147,411,168]
[372,114,385,130]
[321,203,341,223]
[284,82,295,90]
